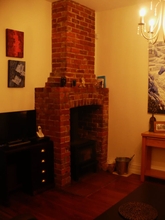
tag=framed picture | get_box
[8,60,25,88]
[148,42,165,114]
[97,76,106,88]
[154,121,165,133]
[6,29,24,58]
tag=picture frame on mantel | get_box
[154,121,165,133]
[97,76,106,88]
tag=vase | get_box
[149,114,156,132]
[60,76,66,87]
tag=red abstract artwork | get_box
[6,29,24,58]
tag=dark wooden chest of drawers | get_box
[0,138,54,205]
[22,140,54,195]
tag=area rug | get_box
[95,181,165,220]
[118,201,158,220]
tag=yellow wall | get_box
[1,0,165,173]
[96,4,165,173]
[0,0,51,112]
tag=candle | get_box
[149,18,155,33]
[139,8,146,24]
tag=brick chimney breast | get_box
[49,0,96,88]
[35,0,109,188]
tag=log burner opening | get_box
[70,105,99,180]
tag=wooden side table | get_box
[141,131,165,181]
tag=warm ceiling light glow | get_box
[139,8,146,17]
[137,0,165,44]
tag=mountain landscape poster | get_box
[148,42,165,114]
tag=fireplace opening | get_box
[70,106,98,180]
[70,107,80,144]
[70,105,100,143]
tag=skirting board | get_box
[129,163,141,175]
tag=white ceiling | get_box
[47,0,150,12]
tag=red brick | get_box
[35,0,109,188]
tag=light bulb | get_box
[139,8,146,17]
[149,18,155,32]
[149,18,155,26]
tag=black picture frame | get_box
[8,60,25,88]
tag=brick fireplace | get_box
[35,0,109,187]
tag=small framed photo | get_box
[97,76,106,88]
[8,60,25,88]
[154,121,165,133]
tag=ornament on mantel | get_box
[79,77,86,87]
[60,76,66,87]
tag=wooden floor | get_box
[0,171,143,220]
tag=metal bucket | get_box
[115,155,134,175]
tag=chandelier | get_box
[137,0,165,44]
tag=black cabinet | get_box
[0,139,54,205]
[22,140,54,195]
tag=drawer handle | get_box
[41,149,45,153]
[42,170,46,173]
[42,179,46,183]
[41,159,45,163]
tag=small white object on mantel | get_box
[79,77,86,87]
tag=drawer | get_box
[30,147,54,168]
[30,155,54,170]
[146,138,165,148]
[31,163,54,175]
[31,171,54,190]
